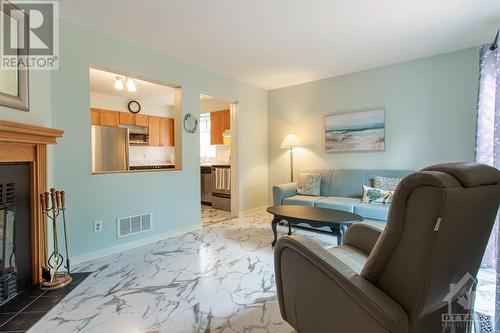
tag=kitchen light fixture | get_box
[280,134,301,182]
[126,78,137,92]
[114,77,124,90]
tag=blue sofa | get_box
[273,168,414,222]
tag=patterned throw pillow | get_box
[362,185,393,205]
[373,176,402,192]
[297,173,321,196]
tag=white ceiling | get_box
[89,68,175,105]
[63,0,499,90]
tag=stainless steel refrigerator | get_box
[92,126,129,173]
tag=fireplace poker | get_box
[51,189,60,273]
[60,191,70,273]
[40,193,51,282]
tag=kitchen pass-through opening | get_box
[200,94,238,224]
[89,67,182,174]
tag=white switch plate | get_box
[94,221,103,233]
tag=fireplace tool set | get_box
[39,188,72,290]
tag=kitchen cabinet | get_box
[99,110,119,127]
[119,112,134,126]
[222,110,230,131]
[89,109,175,147]
[134,114,149,126]
[148,116,161,146]
[210,109,230,145]
[91,108,100,126]
[161,118,174,147]
[210,111,222,145]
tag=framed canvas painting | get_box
[325,109,385,152]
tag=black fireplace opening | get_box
[0,163,32,305]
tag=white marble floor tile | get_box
[28,209,333,333]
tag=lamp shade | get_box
[280,134,301,149]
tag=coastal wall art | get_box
[325,109,385,152]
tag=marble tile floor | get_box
[28,209,339,333]
[201,205,233,226]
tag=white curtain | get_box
[476,37,499,331]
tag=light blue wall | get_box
[51,20,268,259]
[268,48,480,190]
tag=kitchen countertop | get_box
[201,164,230,168]
[130,164,175,170]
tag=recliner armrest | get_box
[275,235,408,333]
[344,221,385,255]
[272,182,297,205]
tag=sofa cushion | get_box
[300,168,334,196]
[354,202,390,221]
[297,173,321,196]
[329,169,368,198]
[361,185,393,204]
[283,195,326,206]
[373,176,402,192]
[365,169,413,187]
[314,196,361,213]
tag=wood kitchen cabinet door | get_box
[134,114,149,126]
[90,108,100,126]
[148,116,161,146]
[222,110,230,131]
[210,110,230,145]
[210,111,223,145]
[161,118,174,147]
[99,110,118,127]
[119,112,134,126]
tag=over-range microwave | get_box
[119,125,149,145]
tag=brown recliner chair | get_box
[274,163,500,333]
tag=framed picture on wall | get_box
[325,109,385,152]
[0,0,29,111]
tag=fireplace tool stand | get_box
[39,188,71,290]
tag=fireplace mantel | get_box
[0,120,63,145]
[0,120,63,284]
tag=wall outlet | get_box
[93,221,103,233]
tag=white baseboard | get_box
[71,224,201,266]
[238,205,268,217]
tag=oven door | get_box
[211,167,231,196]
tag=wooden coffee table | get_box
[267,205,363,247]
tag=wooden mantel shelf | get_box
[0,120,64,145]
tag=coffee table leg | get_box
[271,218,279,247]
[330,224,347,246]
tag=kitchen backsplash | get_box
[129,146,175,166]
[200,145,231,165]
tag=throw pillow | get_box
[362,185,393,205]
[297,173,321,196]
[373,176,402,192]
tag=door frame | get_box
[229,102,239,216]
[199,95,239,216]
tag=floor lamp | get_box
[280,134,301,182]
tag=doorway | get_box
[199,94,238,225]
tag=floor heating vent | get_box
[117,213,153,238]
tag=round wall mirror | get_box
[183,113,198,133]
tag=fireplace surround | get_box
[0,120,63,288]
